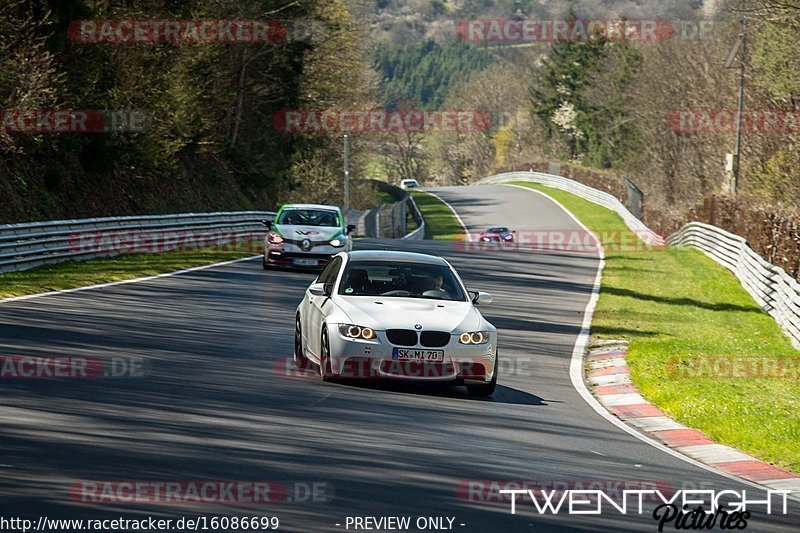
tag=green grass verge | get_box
[510,181,800,473]
[410,190,464,240]
[0,245,260,299]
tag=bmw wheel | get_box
[319,327,335,381]
[294,315,310,371]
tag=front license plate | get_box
[392,348,444,361]
[293,258,318,266]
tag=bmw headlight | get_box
[458,331,491,345]
[330,238,345,247]
[339,324,377,340]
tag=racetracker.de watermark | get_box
[273,109,491,134]
[666,355,800,379]
[68,480,333,505]
[68,20,286,44]
[271,356,527,380]
[455,229,664,254]
[667,109,800,134]
[1,110,146,134]
[456,19,681,43]
[67,230,264,255]
[0,355,148,379]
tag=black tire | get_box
[294,315,311,371]
[467,352,498,398]
[262,255,272,270]
[319,327,335,381]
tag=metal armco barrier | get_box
[668,223,800,349]
[402,195,425,240]
[0,211,275,273]
[478,171,665,245]
[479,170,800,349]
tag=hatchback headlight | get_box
[268,231,283,244]
[339,324,377,340]
[330,238,345,247]
[458,331,491,345]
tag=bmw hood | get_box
[274,224,343,243]
[335,297,487,333]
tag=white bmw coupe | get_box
[294,250,498,397]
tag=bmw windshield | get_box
[338,261,466,301]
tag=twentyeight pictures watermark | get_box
[465,482,790,531]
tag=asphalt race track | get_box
[1,185,797,532]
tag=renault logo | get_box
[300,238,312,251]
[414,324,422,330]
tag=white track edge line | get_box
[0,255,260,305]
[502,183,796,498]
[421,190,472,242]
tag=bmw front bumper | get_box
[326,328,497,382]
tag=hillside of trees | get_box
[367,0,800,276]
[0,0,373,223]
[4,0,799,268]
[374,39,492,108]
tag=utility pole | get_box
[343,134,350,215]
[724,18,747,195]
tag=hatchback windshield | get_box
[277,208,339,227]
[338,261,466,301]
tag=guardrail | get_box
[478,171,664,245]
[668,223,800,349]
[403,194,425,240]
[0,211,274,273]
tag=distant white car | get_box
[294,250,498,397]
[400,179,420,190]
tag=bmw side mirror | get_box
[346,224,356,235]
[471,291,493,305]
[310,282,333,297]
[309,283,327,297]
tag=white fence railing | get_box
[479,170,800,349]
[403,195,425,240]
[0,211,274,273]
[668,223,800,349]
[478,171,665,245]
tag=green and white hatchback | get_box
[262,204,355,269]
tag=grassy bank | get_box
[0,245,260,299]
[410,191,465,240]
[509,182,800,473]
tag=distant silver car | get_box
[294,250,498,396]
